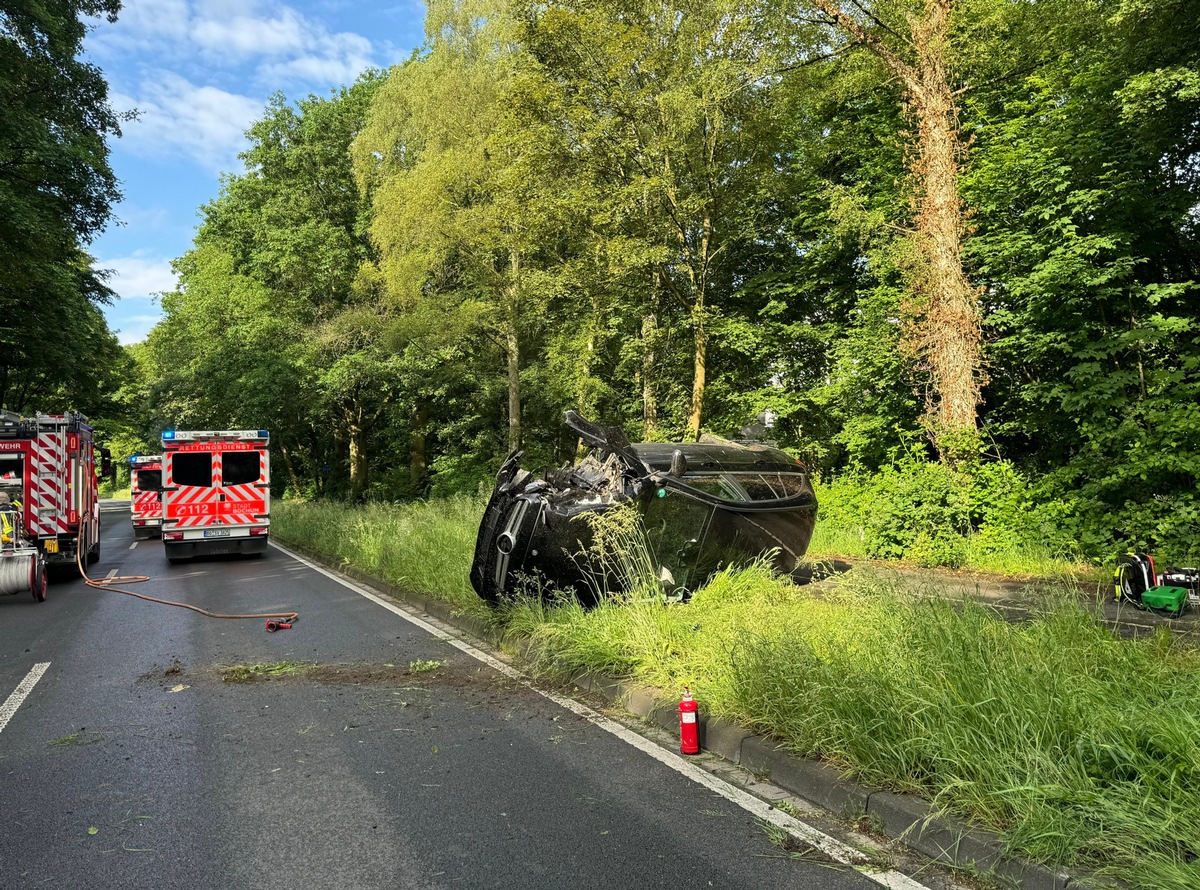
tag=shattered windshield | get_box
[679,472,812,504]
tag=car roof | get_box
[630,442,803,474]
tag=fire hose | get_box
[75,532,299,627]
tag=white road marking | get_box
[129,542,138,550]
[271,542,935,890]
[0,663,50,734]
[106,569,118,580]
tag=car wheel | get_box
[32,561,46,602]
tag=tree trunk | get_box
[910,0,981,444]
[808,0,982,458]
[330,426,348,496]
[279,445,303,497]
[504,323,520,453]
[504,251,522,453]
[409,399,429,493]
[348,404,369,497]
[686,302,708,441]
[641,312,659,439]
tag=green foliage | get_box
[0,1,125,411]
[813,439,1083,571]
[113,0,1200,562]
[959,0,1200,562]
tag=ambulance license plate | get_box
[44,539,58,554]
[203,529,231,538]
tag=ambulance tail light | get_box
[250,526,269,536]
[163,531,184,541]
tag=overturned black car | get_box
[469,411,818,605]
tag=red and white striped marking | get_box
[29,432,67,536]
[132,490,162,519]
[167,486,223,527]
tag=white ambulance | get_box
[160,430,270,563]
[129,453,164,539]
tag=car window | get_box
[171,453,211,487]
[642,490,714,593]
[222,452,261,486]
[680,472,809,503]
[680,475,749,501]
[135,469,162,491]
[734,472,811,501]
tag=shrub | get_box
[812,444,1084,572]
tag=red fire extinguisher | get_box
[679,687,700,755]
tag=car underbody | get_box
[470,411,819,606]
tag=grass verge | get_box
[503,565,1200,890]
[270,496,1196,888]
[271,496,486,617]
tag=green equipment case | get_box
[1140,585,1189,618]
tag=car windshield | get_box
[680,472,811,503]
[135,469,161,491]
[171,453,211,487]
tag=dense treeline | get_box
[127,0,1199,561]
[0,1,128,419]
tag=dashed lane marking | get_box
[0,663,50,735]
[129,542,138,550]
[270,542,935,890]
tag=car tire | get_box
[32,561,46,602]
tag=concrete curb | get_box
[279,541,1076,890]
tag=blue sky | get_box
[84,0,428,345]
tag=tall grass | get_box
[273,495,1200,887]
[271,496,485,614]
[505,565,1200,890]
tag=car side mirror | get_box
[670,449,688,477]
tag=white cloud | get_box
[98,253,175,343]
[111,73,264,172]
[258,29,376,86]
[114,314,166,346]
[91,0,193,46]
[92,0,384,83]
[191,10,310,60]
[100,253,178,301]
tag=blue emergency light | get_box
[258,430,269,438]
[162,430,175,440]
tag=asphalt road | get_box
[0,506,926,890]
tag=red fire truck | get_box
[0,410,111,569]
[160,430,270,563]
[129,453,164,539]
